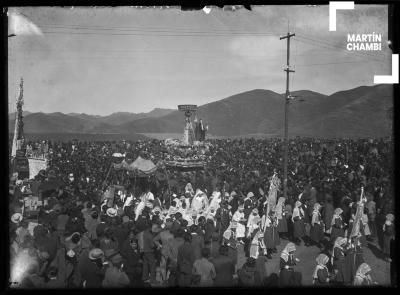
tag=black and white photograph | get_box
[7,4,396,288]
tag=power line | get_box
[37,23,276,35]
[40,30,276,37]
[296,60,380,67]
[293,38,384,63]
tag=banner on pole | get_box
[350,187,365,238]
[266,173,280,215]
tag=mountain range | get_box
[8,85,393,138]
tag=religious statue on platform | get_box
[182,117,195,145]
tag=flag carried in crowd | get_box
[265,172,281,215]
[350,187,366,238]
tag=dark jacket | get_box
[177,241,195,274]
[190,233,204,261]
[78,256,105,288]
[237,264,261,286]
[212,255,235,287]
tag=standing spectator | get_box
[237,257,261,287]
[102,253,130,288]
[138,222,157,285]
[353,263,376,286]
[331,237,347,285]
[312,254,330,286]
[120,232,143,287]
[177,232,195,287]
[192,247,216,287]
[330,208,345,244]
[279,242,301,286]
[310,203,324,249]
[190,224,205,261]
[263,210,280,258]
[322,196,334,236]
[382,213,395,261]
[275,197,288,239]
[79,248,106,288]
[292,201,307,246]
[153,221,174,283]
[212,245,235,287]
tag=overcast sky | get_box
[8,5,390,115]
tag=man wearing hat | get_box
[11,212,23,225]
[78,248,106,288]
[137,221,157,285]
[177,232,195,287]
[189,224,204,261]
[102,251,130,287]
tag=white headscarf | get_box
[275,197,285,219]
[281,242,296,263]
[354,263,372,286]
[292,201,304,222]
[313,254,329,282]
[312,203,321,226]
[331,208,343,227]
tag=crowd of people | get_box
[9,137,395,288]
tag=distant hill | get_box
[8,85,392,138]
[115,85,392,138]
[8,108,174,133]
[286,84,392,138]
[8,111,32,118]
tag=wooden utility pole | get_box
[280,31,295,199]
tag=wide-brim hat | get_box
[89,248,104,260]
[11,213,23,223]
[106,208,118,217]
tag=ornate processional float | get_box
[163,104,210,170]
